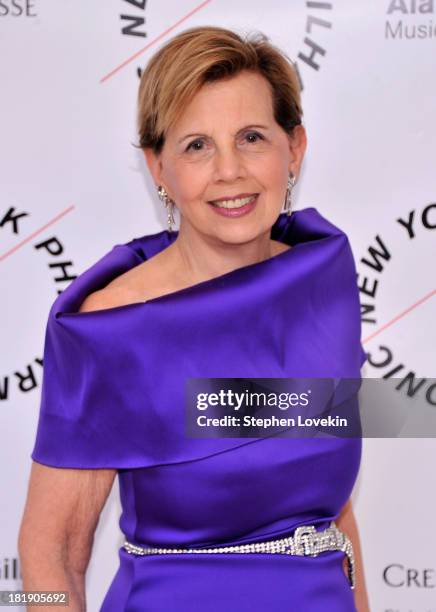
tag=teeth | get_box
[211,195,256,209]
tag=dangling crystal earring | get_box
[284,173,296,216]
[157,185,176,232]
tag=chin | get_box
[211,223,271,247]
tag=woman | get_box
[19,26,370,611]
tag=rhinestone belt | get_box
[123,521,355,589]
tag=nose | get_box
[212,144,246,182]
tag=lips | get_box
[207,194,259,217]
[208,192,258,204]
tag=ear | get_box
[286,125,307,178]
[143,148,164,187]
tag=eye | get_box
[186,138,205,152]
[244,131,264,143]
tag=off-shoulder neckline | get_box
[67,236,298,318]
[56,207,342,318]
[131,238,294,306]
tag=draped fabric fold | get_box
[31,207,365,470]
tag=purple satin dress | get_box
[31,207,366,611]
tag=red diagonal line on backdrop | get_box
[362,288,436,344]
[0,205,75,262]
[100,0,213,83]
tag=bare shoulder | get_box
[78,253,171,313]
[78,284,143,314]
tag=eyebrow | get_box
[177,124,269,144]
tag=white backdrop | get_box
[1,1,435,610]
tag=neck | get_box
[168,220,277,285]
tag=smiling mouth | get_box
[208,194,259,209]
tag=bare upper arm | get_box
[19,290,119,573]
[19,462,116,574]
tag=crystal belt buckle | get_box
[285,525,319,557]
[283,524,355,590]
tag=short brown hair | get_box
[136,25,303,154]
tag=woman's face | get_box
[145,69,307,245]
